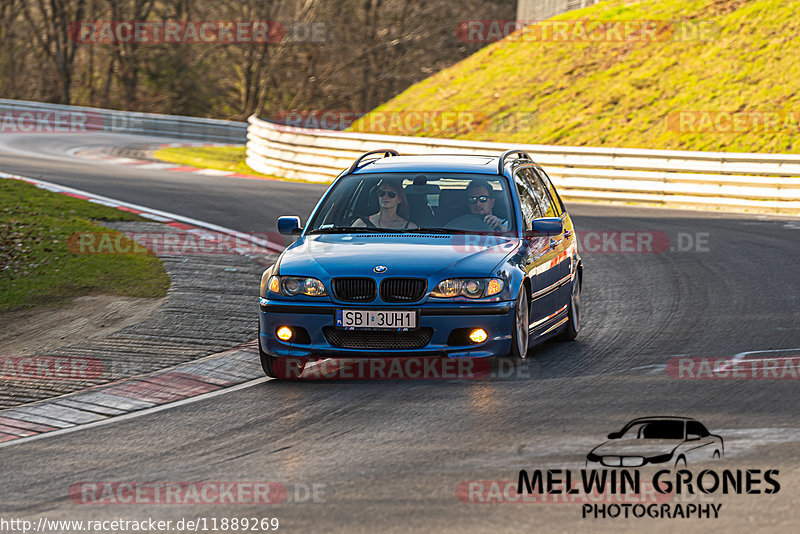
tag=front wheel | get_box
[509,288,530,359]
[259,335,305,379]
[557,271,581,341]
[259,335,278,378]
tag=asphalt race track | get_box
[1,133,799,532]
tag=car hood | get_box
[591,439,683,457]
[277,233,520,279]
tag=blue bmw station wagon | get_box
[258,149,582,378]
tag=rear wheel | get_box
[557,270,581,341]
[509,288,530,359]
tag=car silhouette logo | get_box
[586,416,724,469]
[374,265,387,273]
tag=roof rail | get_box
[497,149,531,175]
[347,149,399,174]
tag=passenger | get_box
[353,179,418,229]
[466,180,508,232]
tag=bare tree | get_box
[107,0,155,107]
[4,0,516,118]
[23,0,88,103]
[0,0,27,99]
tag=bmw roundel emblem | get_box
[374,265,387,273]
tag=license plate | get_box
[336,309,417,330]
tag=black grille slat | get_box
[332,278,377,302]
[323,327,433,349]
[380,278,427,303]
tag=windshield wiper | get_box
[410,227,468,235]
[307,226,398,234]
[414,228,514,236]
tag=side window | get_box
[513,171,542,230]
[319,179,359,227]
[535,168,565,216]
[522,168,556,218]
[686,421,710,438]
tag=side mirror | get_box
[607,432,622,440]
[687,433,701,441]
[277,216,302,236]
[524,217,563,238]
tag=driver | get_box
[466,180,508,232]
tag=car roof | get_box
[624,416,699,424]
[350,154,501,175]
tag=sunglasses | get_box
[377,189,397,198]
[468,195,491,204]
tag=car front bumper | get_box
[259,298,514,359]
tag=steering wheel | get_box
[445,213,494,232]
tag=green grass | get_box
[0,179,170,313]
[154,146,280,178]
[350,0,800,153]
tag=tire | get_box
[713,450,720,460]
[258,335,278,378]
[259,334,305,379]
[557,270,581,341]
[509,288,530,359]
[675,455,687,469]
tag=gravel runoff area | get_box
[0,220,275,409]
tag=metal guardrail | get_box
[517,0,601,22]
[246,115,800,214]
[0,99,247,143]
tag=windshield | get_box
[621,420,685,440]
[306,173,517,235]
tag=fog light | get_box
[469,328,488,343]
[276,326,293,341]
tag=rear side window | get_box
[535,168,565,216]
[513,171,542,230]
[686,421,710,438]
[522,168,556,218]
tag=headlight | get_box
[431,278,504,299]
[646,452,674,464]
[267,275,328,297]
